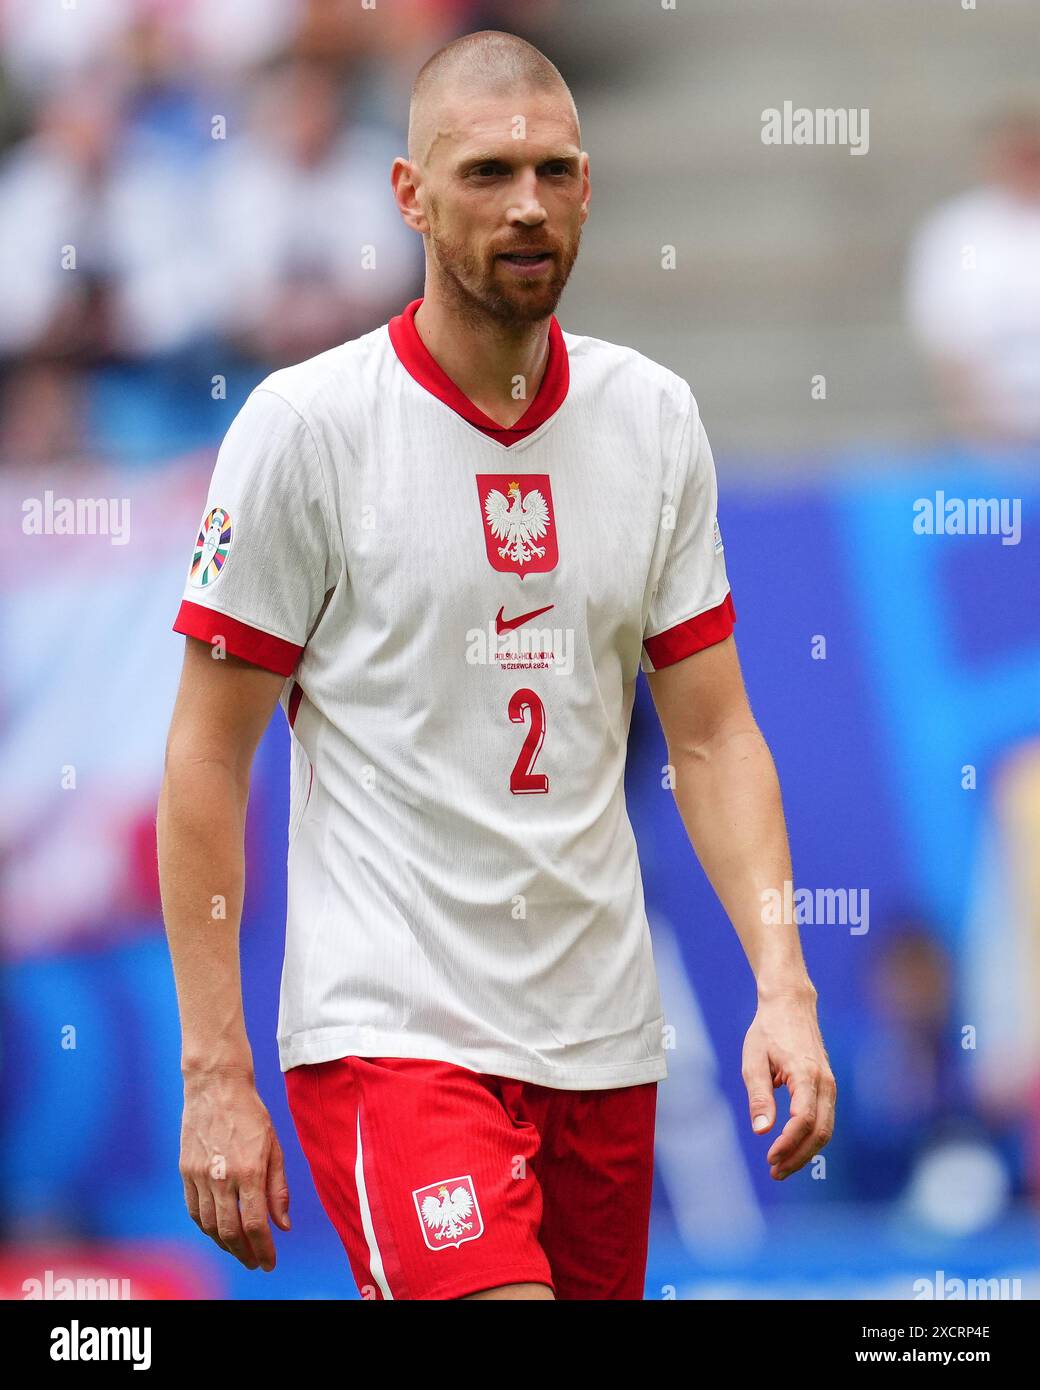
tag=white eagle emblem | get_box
[484,481,551,567]
[412,1175,484,1250]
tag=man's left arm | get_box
[646,633,836,1180]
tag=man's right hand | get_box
[179,1070,291,1272]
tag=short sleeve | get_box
[640,394,735,673]
[172,387,337,677]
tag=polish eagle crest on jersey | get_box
[476,474,559,577]
[412,1175,485,1250]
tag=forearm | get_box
[157,756,254,1078]
[668,716,813,996]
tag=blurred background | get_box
[1,0,1038,1301]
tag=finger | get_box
[182,1176,201,1225]
[195,1183,232,1254]
[814,1073,837,1152]
[239,1178,278,1272]
[213,1184,260,1269]
[266,1133,291,1232]
[775,1073,837,1179]
[771,1118,832,1180]
[766,1072,818,1170]
[742,1046,777,1134]
[771,1067,836,1179]
[770,1128,821,1179]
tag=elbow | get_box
[668,710,763,766]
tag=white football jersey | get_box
[173,297,735,1089]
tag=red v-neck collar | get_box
[387,296,569,446]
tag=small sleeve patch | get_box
[190,506,233,588]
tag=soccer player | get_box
[157,30,835,1301]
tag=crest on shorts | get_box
[412,1175,484,1251]
[477,474,558,578]
[190,506,232,588]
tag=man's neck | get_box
[413,290,551,430]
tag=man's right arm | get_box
[157,635,290,1272]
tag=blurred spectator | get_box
[0,71,222,463]
[0,363,86,464]
[0,0,133,92]
[0,0,295,93]
[207,55,420,366]
[965,738,1040,1199]
[0,80,121,362]
[0,76,217,362]
[906,105,1040,444]
[0,0,564,462]
[836,921,971,1202]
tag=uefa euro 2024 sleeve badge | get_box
[190,506,233,588]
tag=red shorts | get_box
[284,1055,657,1301]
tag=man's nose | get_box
[506,172,548,223]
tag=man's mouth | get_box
[497,251,554,274]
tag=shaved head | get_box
[393,29,589,330]
[408,29,579,167]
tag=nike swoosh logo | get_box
[496,603,555,635]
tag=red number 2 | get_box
[508,687,549,795]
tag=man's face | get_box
[412,90,589,325]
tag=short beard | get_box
[426,219,579,331]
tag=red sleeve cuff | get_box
[172,600,303,677]
[643,591,735,669]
